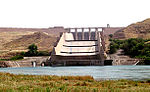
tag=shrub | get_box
[20,52,25,56]
[20,44,50,56]
[109,42,118,54]
[26,44,38,56]
[109,34,113,38]
[109,38,150,65]
[10,55,24,60]
[0,59,9,61]
[37,51,50,56]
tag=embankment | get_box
[0,56,49,68]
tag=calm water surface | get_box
[0,66,150,80]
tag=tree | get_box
[26,44,38,56]
[109,38,150,65]
[109,42,118,54]
[109,34,113,38]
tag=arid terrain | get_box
[0,27,67,58]
[3,32,56,51]
[113,18,150,39]
[1,18,150,58]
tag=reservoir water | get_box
[0,66,150,80]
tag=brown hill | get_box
[0,27,66,36]
[113,18,150,39]
[3,32,57,51]
[0,27,67,50]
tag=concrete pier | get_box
[89,28,91,40]
[95,28,98,40]
[75,28,78,40]
[82,28,84,40]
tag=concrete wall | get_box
[61,46,98,53]
[54,33,99,56]
[64,41,96,46]
[50,30,106,66]
[97,32,105,64]
[65,33,74,40]
[54,33,66,55]
[50,55,102,66]
[0,57,49,68]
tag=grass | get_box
[0,55,23,61]
[0,72,150,91]
[0,59,9,61]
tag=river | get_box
[0,66,150,80]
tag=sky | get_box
[0,0,150,28]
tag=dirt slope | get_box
[113,18,150,39]
[0,27,66,49]
[3,32,57,51]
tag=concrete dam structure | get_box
[50,27,106,66]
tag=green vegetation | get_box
[0,44,49,61]
[21,44,50,56]
[0,55,23,61]
[1,72,150,91]
[37,51,50,56]
[109,34,113,38]
[109,39,124,54]
[9,55,24,60]
[0,59,9,61]
[26,44,38,56]
[109,38,150,64]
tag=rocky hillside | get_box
[3,32,57,51]
[113,18,150,39]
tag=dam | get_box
[50,27,106,66]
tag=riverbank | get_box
[0,72,150,91]
[0,56,49,68]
